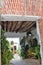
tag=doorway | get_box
[1,21,41,65]
[14,46,17,53]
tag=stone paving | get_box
[9,53,40,65]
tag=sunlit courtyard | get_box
[1,21,41,65]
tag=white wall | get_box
[5,32,26,38]
[36,21,43,65]
[31,28,40,44]
[5,32,27,52]
[6,38,20,50]
[31,28,37,39]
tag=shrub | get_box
[35,45,41,59]
[20,37,29,59]
[27,45,41,59]
[1,30,13,65]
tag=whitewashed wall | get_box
[31,28,38,40]
[4,32,26,38]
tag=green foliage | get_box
[17,50,21,56]
[20,37,29,59]
[28,44,41,59]
[29,47,35,53]
[31,38,38,47]
[20,36,41,59]
[21,46,27,59]
[1,30,13,65]
[35,45,41,59]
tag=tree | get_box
[1,30,13,65]
[20,36,29,59]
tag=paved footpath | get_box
[9,53,40,65]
